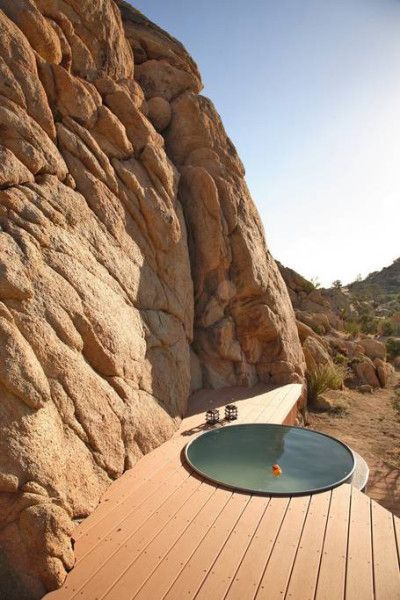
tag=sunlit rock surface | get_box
[0,1,304,596]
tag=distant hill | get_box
[277,257,400,351]
[349,258,400,296]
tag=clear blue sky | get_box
[130,0,400,286]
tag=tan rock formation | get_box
[0,1,304,597]
[277,262,344,331]
[354,358,381,388]
[302,336,332,372]
[120,3,304,390]
[373,358,393,388]
[358,337,386,361]
[278,262,393,392]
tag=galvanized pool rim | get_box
[184,423,356,497]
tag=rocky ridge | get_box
[277,262,394,391]
[0,1,304,597]
[349,257,400,296]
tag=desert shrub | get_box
[306,363,345,405]
[310,324,323,335]
[392,389,400,416]
[386,338,400,360]
[330,398,350,416]
[352,283,383,302]
[334,353,348,365]
[310,276,321,289]
[344,320,360,337]
[303,281,315,294]
[359,313,378,334]
[390,311,400,336]
[381,319,395,336]
[380,316,400,337]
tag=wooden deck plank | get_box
[253,394,284,423]
[69,473,204,600]
[75,458,189,558]
[255,496,310,599]
[284,490,331,600]
[46,468,194,599]
[162,493,251,600]
[253,385,292,424]
[43,383,398,600]
[75,383,269,545]
[185,496,268,600]
[371,499,400,600]
[103,482,217,600]
[315,484,352,600]
[73,385,301,559]
[74,436,185,540]
[75,457,187,557]
[75,385,300,542]
[269,403,295,425]
[345,487,374,600]
[225,497,290,600]
[100,436,184,499]
[239,388,282,423]
[272,386,302,425]
[132,488,233,600]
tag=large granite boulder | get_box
[357,337,386,361]
[0,1,304,597]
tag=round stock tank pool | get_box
[185,423,355,496]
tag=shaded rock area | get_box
[0,1,304,596]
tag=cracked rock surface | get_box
[0,1,304,597]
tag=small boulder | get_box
[313,394,334,411]
[147,96,172,131]
[374,358,387,387]
[312,390,349,413]
[357,384,373,394]
[354,357,380,388]
[358,338,386,361]
[373,358,394,388]
[303,336,331,372]
[296,319,318,343]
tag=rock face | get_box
[277,262,394,391]
[276,261,349,332]
[358,338,386,361]
[0,1,304,597]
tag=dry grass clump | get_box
[306,363,345,406]
[328,397,350,416]
[392,388,400,418]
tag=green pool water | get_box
[185,424,355,496]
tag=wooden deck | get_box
[45,383,400,600]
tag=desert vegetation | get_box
[278,258,400,411]
[306,363,345,405]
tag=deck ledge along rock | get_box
[0,1,304,597]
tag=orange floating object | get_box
[272,464,282,477]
